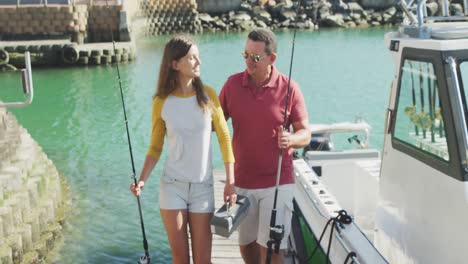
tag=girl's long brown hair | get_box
[155,35,209,111]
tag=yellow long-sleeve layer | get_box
[147,86,234,167]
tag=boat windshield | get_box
[394,59,449,161]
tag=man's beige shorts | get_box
[235,184,295,249]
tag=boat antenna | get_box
[106,1,150,263]
[266,0,303,263]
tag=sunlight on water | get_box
[0,28,393,263]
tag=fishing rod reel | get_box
[138,255,150,264]
[266,201,285,263]
[267,222,284,255]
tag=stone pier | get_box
[0,107,71,264]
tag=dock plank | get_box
[188,169,244,263]
[210,169,244,263]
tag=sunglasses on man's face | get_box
[242,51,266,63]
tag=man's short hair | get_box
[247,28,277,55]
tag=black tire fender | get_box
[0,49,9,65]
[62,45,80,64]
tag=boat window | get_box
[394,59,449,161]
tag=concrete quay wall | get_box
[0,107,71,264]
[0,4,128,44]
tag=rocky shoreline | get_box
[197,0,467,32]
[198,0,401,32]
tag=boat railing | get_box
[309,121,371,149]
[0,52,34,108]
[404,0,468,22]
[400,0,468,38]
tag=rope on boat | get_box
[106,1,151,263]
[302,210,353,264]
[344,252,357,264]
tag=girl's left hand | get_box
[224,183,237,206]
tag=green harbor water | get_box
[0,28,393,263]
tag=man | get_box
[219,28,310,264]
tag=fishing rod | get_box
[266,0,303,263]
[105,1,150,263]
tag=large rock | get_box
[426,2,439,16]
[252,6,272,23]
[255,20,269,28]
[199,13,215,23]
[348,2,365,15]
[450,3,464,16]
[296,19,315,29]
[321,14,345,27]
[213,18,228,29]
[280,8,297,21]
[231,13,252,22]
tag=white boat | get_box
[289,0,468,263]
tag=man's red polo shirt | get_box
[219,66,308,189]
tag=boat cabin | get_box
[292,1,468,263]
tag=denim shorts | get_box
[235,184,295,249]
[159,177,215,213]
